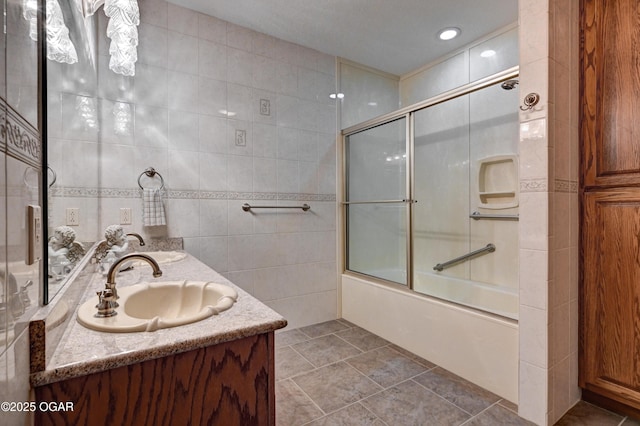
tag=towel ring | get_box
[24,165,57,189]
[48,165,57,188]
[137,167,165,190]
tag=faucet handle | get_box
[105,282,119,302]
[95,289,118,318]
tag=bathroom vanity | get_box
[29,248,287,425]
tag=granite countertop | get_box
[30,253,287,387]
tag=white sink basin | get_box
[77,280,238,332]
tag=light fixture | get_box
[329,93,345,99]
[218,109,237,117]
[480,49,496,58]
[23,0,38,40]
[104,0,140,76]
[437,27,460,41]
[23,0,78,64]
[46,0,79,64]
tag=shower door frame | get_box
[341,66,520,292]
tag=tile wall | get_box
[400,25,518,106]
[47,0,339,330]
[339,61,400,130]
[517,0,580,424]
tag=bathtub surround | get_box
[340,25,520,404]
[47,0,339,329]
[338,5,581,423]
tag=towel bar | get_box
[242,203,310,212]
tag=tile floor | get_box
[275,319,640,426]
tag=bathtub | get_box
[414,270,518,320]
[341,273,519,403]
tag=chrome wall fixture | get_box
[48,165,57,188]
[469,211,518,220]
[242,203,311,212]
[137,167,165,190]
[433,243,496,272]
[520,92,540,111]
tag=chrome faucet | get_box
[104,253,163,303]
[126,233,145,247]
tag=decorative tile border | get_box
[554,179,578,193]
[0,101,41,169]
[520,179,578,193]
[520,179,547,193]
[50,186,337,202]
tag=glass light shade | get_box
[23,0,38,41]
[46,0,78,64]
[104,0,140,76]
[23,0,78,64]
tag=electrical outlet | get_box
[120,208,132,225]
[66,208,80,226]
[235,129,246,146]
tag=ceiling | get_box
[167,0,518,76]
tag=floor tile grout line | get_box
[385,344,437,369]
[342,347,430,390]
[458,401,502,426]
[290,360,386,423]
[407,376,478,419]
[331,332,369,354]
[408,366,503,416]
[286,376,328,422]
[299,401,386,426]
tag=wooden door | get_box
[582,0,640,189]
[580,190,640,410]
[580,0,640,415]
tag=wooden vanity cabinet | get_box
[34,333,276,425]
[580,0,640,416]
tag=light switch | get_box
[27,205,42,265]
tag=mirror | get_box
[45,0,518,303]
[2,0,42,346]
[46,0,100,300]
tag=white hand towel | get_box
[143,188,166,226]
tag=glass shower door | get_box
[412,83,519,317]
[413,96,471,287]
[345,117,408,285]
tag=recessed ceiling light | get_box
[480,49,496,58]
[438,27,460,41]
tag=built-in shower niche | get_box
[477,154,519,210]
